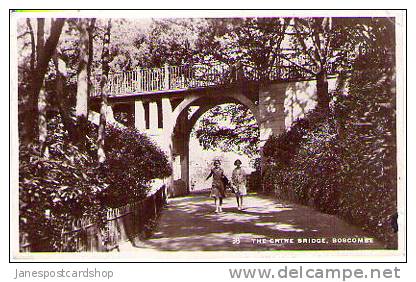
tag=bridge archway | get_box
[172,91,260,125]
[90,75,339,197]
[169,91,260,196]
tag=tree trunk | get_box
[25,18,45,143]
[22,19,36,144]
[24,18,66,144]
[316,69,330,112]
[38,81,48,156]
[75,19,92,149]
[97,96,108,163]
[53,53,79,142]
[87,18,96,99]
[36,19,47,156]
[36,19,45,66]
[76,19,89,118]
[97,19,112,164]
[26,19,35,76]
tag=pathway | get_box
[120,193,384,251]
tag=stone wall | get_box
[259,77,338,144]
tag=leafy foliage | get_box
[193,103,259,157]
[19,115,106,251]
[19,114,172,250]
[262,109,328,195]
[144,18,208,67]
[262,45,397,247]
[99,126,172,207]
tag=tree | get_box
[285,17,386,111]
[261,17,397,247]
[73,18,98,149]
[52,52,81,143]
[87,18,96,98]
[97,19,112,163]
[286,17,336,111]
[75,19,89,118]
[193,18,290,157]
[36,19,47,156]
[21,19,36,143]
[18,17,175,252]
[193,17,388,154]
[144,18,208,67]
[23,18,66,145]
[26,19,35,85]
[193,103,259,157]
[197,18,290,78]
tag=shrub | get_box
[262,51,397,248]
[334,51,397,246]
[262,109,327,195]
[99,126,172,207]
[19,114,172,250]
[19,115,106,251]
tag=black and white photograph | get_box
[10,10,406,261]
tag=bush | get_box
[19,114,172,251]
[19,115,106,251]
[335,51,397,247]
[262,109,328,195]
[99,126,172,207]
[262,51,397,248]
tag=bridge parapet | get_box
[91,61,337,97]
[91,63,231,97]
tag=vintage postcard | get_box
[10,9,406,262]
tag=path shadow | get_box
[135,194,384,251]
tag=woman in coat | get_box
[232,159,247,210]
[206,159,226,213]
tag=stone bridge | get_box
[90,63,339,196]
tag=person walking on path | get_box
[232,159,247,210]
[206,159,226,213]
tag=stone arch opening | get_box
[169,93,260,196]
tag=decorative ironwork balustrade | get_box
[91,61,337,97]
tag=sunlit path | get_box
[119,193,384,251]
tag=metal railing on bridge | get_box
[91,61,336,97]
[91,63,231,97]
